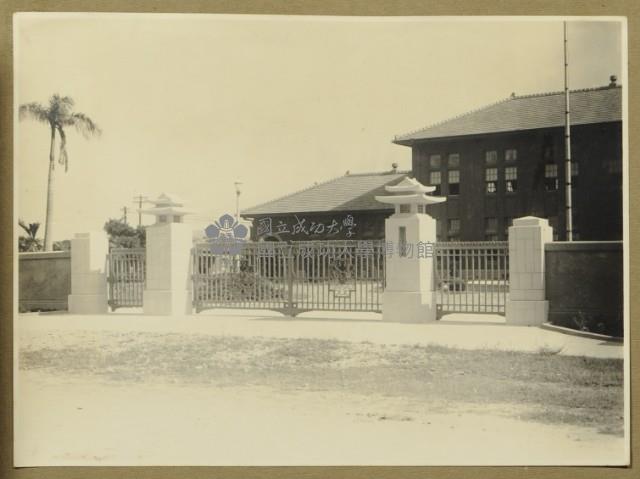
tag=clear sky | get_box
[15,14,624,241]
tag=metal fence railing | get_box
[192,240,385,315]
[106,248,146,310]
[434,241,509,316]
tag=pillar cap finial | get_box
[375,177,446,206]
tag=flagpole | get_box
[563,21,573,241]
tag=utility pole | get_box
[121,206,128,224]
[234,182,242,220]
[133,194,148,226]
[563,21,573,241]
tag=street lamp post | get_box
[234,182,242,220]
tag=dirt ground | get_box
[15,324,626,466]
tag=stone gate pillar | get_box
[68,231,109,314]
[505,216,553,326]
[376,178,445,322]
[140,193,193,316]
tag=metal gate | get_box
[434,241,509,317]
[107,248,146,310]
[192,240,385,314]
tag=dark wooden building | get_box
[393,82,623,241]
[241,169,408,241]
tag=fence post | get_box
[505,216,553,326]
[68,231,109,314]
[375,178,445,323]
[143,222,193,315]
[381,213,438,322]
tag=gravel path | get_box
[14,314,627,466]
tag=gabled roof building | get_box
[394,81,623,241]
[241,169,408,241]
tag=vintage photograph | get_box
[14,14,628,466]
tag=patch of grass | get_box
[19,331,624,436]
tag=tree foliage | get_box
[104,219,146,249]
[20,95,101,172]
[18,220,43,252]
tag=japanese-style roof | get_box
[241,170,409,216]
[393,85,622,145]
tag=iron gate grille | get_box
[192,240,385,314]
[434,241,509,316]
[107,248,146,310]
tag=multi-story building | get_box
[393,79,623,241]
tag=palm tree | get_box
[19,95,101,250]
[18,219,42,252]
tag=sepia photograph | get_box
[13,13,628,466]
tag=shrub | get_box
[196,272,285,302]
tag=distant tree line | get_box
[18,220,70,252]
[104,219,146,249]
[18,217,146,252]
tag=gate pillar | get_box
[376,177,445,323]
[505,216,553,326]
[142,222,193,316]
[68,231,109,314]
[140,193,193,316]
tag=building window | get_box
[429,171,442,195]
[505,149,518,162]
[436,220,444,241]
[429,154,442,169]
[448,169,460,196]
[485,217,497,235]
[399,204,410,214]
[448,153,460,168]
[545,163,558,191]
[417,204,425,214]
[448,218,460,240]
[505,166,518,193]
[485,167,498,194]
[485,150,498,166]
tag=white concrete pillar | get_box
[382,213,437,323]
[143,222,193,315]
[68,231,109,314]
[505,216,553,326]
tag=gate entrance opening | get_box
[191,240,385,315]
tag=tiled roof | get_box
[241,170,409,216]
[394,85,622,144]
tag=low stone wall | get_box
[19,251,71,312]
[545,241,623,337]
